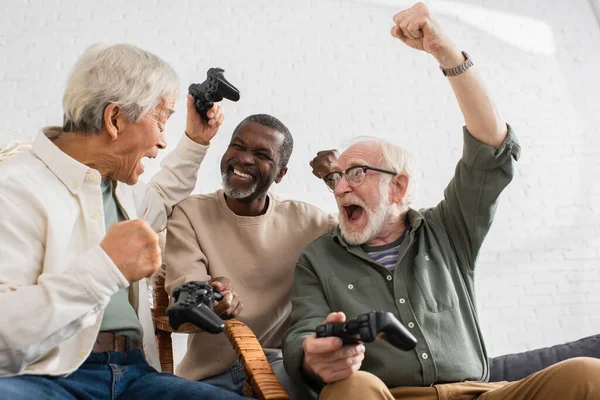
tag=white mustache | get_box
[337,194,369,213]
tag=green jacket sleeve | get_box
[427,124,521,272]
[282,254,331,388]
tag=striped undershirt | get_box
[362,230,407,271]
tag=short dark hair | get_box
[232,114,293,169]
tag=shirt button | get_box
[91,212,100,220]
[422,352,429,360]
[399,298,406,304]
[85,171,96,181]
[72,183,80,190]
[408,322,415,328]
[425,254,430,261]
[347,284,354,290]
[386,275,393,281]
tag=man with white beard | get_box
[164,114,336,399]
[282,3,600,400]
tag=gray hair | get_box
[343,136,417,209]
[62,43,179,134]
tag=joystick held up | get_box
[188,68,240,121]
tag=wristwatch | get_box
[439,51,473,77]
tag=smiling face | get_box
[220,121,286,201]
[334,142,395,245]
[108,94,175,185]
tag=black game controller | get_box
[167,281,225,334]
[315,311,418,351]
[188,68,240,121]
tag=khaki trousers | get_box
[319,357,600,400]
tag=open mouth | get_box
[137,158,148,172]
[232,168,254,180]
[140,155,156,167]
[343,205,364,221]
[227,163,258,182]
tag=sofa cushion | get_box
[489,334,600,382]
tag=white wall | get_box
[1,0,599,362]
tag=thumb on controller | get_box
[323,311,346,324]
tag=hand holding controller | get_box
[167,281,225,334]
[315,311,417,351]
[188,68,240,121]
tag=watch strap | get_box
[440,51,473,77]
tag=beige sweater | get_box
[164,189,337,380]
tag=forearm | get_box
[0,246,126,375]
[282,260,331,385]
[134,133,209,231]
[164,206,210,296]
[436,47,507,149]
[391,3,508,148]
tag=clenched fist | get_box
[185,94,225,146]
[391,2,463,68]
[309,149,339,180]
[100,219,162,283]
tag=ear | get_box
[103,104,122,141]
[390,174,409,205]
[274,166,288,184]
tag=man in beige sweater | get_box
[164,114,336,398]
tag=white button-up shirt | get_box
[0,128,208,377]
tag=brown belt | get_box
[93,332,140,353]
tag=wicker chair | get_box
[151,271,289,400]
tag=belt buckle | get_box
[125,336,132,351]
[124,335,138,351]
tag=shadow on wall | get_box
[353,0,557,54]
[590,0,600,25]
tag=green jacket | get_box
[282,126,520,389]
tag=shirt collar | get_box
[32,126,100,195]
[215,188,275,224]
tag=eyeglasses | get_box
[322,165,396,192]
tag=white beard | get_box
[222,172,259,199]
[339,178,393,246]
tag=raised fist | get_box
[101,219,162,282]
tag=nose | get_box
[157,133,167,150]
[334,173,352,197]
[235,149,254,165]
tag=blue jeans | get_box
[202,352,316,400]
[0,349,245,400]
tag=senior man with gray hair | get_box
[0,43,244,399]
[283,3,600,400]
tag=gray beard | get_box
[339,203,390,246]
[222,172,259,199]
[339,176,394,246]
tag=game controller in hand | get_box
[188,68,240,121]
[315,311,418,351]
[167,281,225,334]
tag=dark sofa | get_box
[489,333,600,382]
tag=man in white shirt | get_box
[0,43,244,400]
